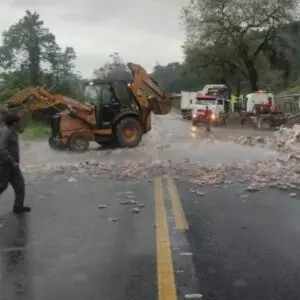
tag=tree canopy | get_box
[182,0,300,93]
[0,10,80,102]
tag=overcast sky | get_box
[0,0,189,77]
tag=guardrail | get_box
[275,94,300,115]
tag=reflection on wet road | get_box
[1,112,299,300]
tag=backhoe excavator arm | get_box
[4,86,94,133]
[6,86,92,112]
[127,63,174,115]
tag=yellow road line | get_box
[154,176,177,300]
[166,176,189,231]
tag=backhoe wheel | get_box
[115,117,143,148]
[68,133,89,152]
[48,137,65,151]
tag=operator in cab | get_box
[204,105,212,132]
[0,112,30,214]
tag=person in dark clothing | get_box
[0,112,31,214]
[204,105,212,132]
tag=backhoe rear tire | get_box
[68,133,89,152]
[115,117,143,148]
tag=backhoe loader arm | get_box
[127,62,173,115]
[4,86,94,133]
[6,86,92,112]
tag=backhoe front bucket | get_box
[148,96,172,115]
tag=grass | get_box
[21,120,51,140]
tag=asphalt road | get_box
[1,112,300,300]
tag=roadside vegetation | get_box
[20,121,50,140]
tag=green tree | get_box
[0,10,81,102]
[94,52,131,80]
[0,10,58,85]
[182,0,299,91]
[151,62,204,92]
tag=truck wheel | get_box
[115,117,143,148]
[68,133,89,152]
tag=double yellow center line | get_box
[154,175,188,300]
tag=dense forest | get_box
[1,2,300,106]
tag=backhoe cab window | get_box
[84,84,114,105]
[84,85,101,105]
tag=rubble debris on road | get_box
[289,193,297,197]
[22,155,300,193]
[20,123,300,194]
[132,208,140,213]
[229,124,300,153]
[108,217,119,222]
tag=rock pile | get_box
[229,124,300,154]
[22,155,300,191]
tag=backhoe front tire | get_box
[68,133,89,152]
[115,117,143,148]
[48,137,66,151]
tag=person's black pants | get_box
[0,164,25,209]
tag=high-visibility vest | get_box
[231,95,236,104]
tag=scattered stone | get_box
[120,200,130,205]
[68,177,77,183]
[129,200,137,204]
[132,208,140,213]
[240,194,249,198]
[184,294,203,299]
[98,204,108,209]
[196,191,206,196]
[108,217,118,222]
[289,193,297,197]
[180,252,193,256]
[279,185,288,190]
[245,186,260,192]
[138,203,145,207]
[124,191,133,194]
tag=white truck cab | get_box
[192,95,227,125]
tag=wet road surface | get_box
[1,112,299,300]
